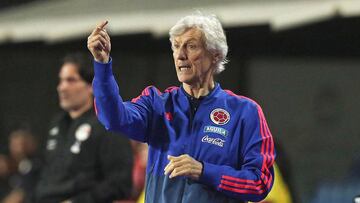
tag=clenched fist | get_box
[87,21,111,63]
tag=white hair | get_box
[169,12,228,74]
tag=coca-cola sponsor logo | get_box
[201,135,225,147]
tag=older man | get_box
[88,13,275,203]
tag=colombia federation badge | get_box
[210,108,230,125]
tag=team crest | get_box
[71,123,91,154]
[49,127,59,136]
[210,108,230,125]
[75,123,91,141]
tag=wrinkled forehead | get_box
[173,27,205,44]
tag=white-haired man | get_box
[87,13,275,203]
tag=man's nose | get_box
[57,81,67,92]
[177,47,187,60]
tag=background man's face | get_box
[57,63,92,112]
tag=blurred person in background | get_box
[34,52,133,203]
[1,128,42,203]
[115,141,148,203]
[88,12,275,203]
[130,141,147,203]
[0,154,11,200]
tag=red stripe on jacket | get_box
[219,184,266,195]
[222,90,275,194]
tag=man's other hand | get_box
[164,154,203,180]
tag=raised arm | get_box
[87,21,153,142]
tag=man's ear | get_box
[212,52,220,64]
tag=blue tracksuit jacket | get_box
[92,59,275,203]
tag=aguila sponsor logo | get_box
[201,135,225,147]
[204,125,228,137]
[210,108,230,125]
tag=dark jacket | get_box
[35,109,133,203]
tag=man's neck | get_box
[68,101,93,119]
[183,80,215,99]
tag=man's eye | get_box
[67,78,79,83]
[173,44,180,49]
[188,44,196,49]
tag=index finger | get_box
[90,20,108,36]
[97,20,108,30]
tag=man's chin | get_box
[177,78,196,86]
[59,103,72,112]
[177,76,192,84]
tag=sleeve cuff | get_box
[198,161,221,189]
[93,57,113,81]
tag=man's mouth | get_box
[178,65,191,72]
[59,94,69,100]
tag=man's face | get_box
[57,63,92,112]
[172,28,215,85]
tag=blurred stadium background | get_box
[1,0,360,202]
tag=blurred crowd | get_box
[0,128,41,203]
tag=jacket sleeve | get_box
[92,59,153,142]
[70,131,133,203]
[198,104,276,202]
